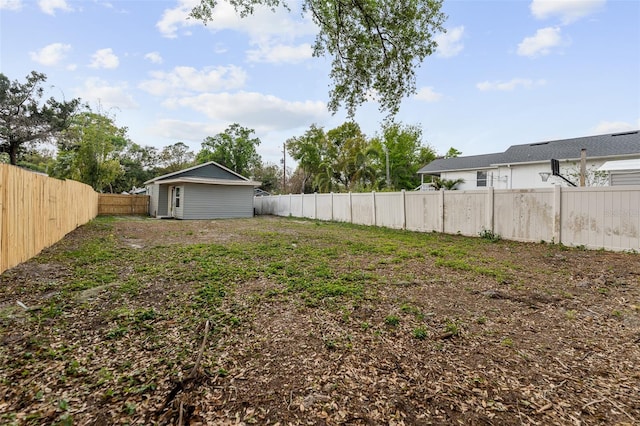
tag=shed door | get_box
[168,186,180,217]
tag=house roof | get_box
[418,131,640,174]
[144,161,251,185]
[598,159,640,171]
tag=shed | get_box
[144,162,261,219]
[598,159,640,186]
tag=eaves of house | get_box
[418,130,639,175]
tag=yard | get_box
[0,216,638,425]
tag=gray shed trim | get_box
[144,161,250,185]
[418,131,640,174]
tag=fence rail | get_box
[98,194,149,216]
[1,164,99,274]
[254,186,640,251]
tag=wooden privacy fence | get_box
[254,186,640,251]
[98,194,149,215]
[0,164,99,274]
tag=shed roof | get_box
[418,131,639,174]
[144,161,250,185]
[156,176,261,187]
[598,159,640,171]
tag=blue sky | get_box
[1,0,638,166]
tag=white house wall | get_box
[439,160,609,190]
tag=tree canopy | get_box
[0,71,81,165]
[191,0,447,118]
[195,123,262,177]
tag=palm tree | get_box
[432,177,464,190]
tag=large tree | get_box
[158,142,195,174]
[0,71,81,165]
[52,111,128,192]
[191,0,446,117]
[286,124,331,192]
[371,122,436,190]
[196,123,262,177]
[326,122,369,190]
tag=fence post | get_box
[330,192,334,221]
[289,193,292,217]
[401,189,406,230]
[553,185,562,244]
[439,189,445,233]
[314,192,318,219]
[372,191,377,226]
[349,192,353,224]
[486,187,494,232]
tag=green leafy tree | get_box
[371,123,436,190]
[16,147,56,173]
[196,123,262,176]
[53,111,128,192]
[327,122,369,190]
[444,147,462,158]
[286,124,331,193]
[158,142,195,174]
[191,0,446,118]
[0,71,81,165]
[58,111,128,191]
[112,143,159,192]
[432,177,464,190]
[252,162,281,193]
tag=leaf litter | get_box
[0,216,638,425]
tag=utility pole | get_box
[580,148,586,187]
[384,145,390,188]
[282,142,286,193]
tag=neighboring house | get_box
[417,131,640,190]
[145,161,261,219]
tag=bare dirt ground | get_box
[0,216,639,425]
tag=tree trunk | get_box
[9,142,18,165]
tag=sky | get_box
[1,0,639,167]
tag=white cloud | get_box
[139,65,247,97]
[156,0,200,39]
[247,42,313,64]
[476,78,547,91]
[0,0,22,11]
[38,0,72,15]
[434,26,464,58]
[414,86,443,102]
[593,119,640,134]
[156,0,316,47]
[144,51,163,64]
[151,119,227,144]
[29,42,71,66]
[169,92,328,132]
[89,48,119,69]
[530,0,605,24]
[74,77,138,109]
[517,27,563,57]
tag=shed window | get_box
[175,187,181,208]
[477,171,487,187]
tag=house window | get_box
[477,171,487,187]
[175,187,181,208]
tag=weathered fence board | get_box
[254,186,640,251]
